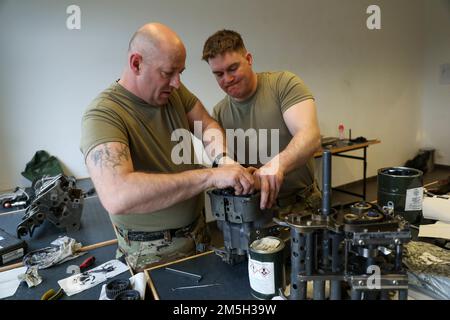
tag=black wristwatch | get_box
[212,152,228,168]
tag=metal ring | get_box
[350,202,372,214]
[105,279,131,299]
[114,289,141,300]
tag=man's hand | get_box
[254,159,285,209]
[209,163,256,195]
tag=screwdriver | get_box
[79,256,96,272]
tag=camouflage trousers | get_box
[114,213,211,272]
[274,182,322,218]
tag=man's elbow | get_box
[98,193,127,215]
[310,130,321,154]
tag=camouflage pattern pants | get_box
[115,213,210,272]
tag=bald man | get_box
[80,23,255,271]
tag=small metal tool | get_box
[171,283,221,291]
[165,267,202,282]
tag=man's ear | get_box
[245,52,253,66]
[129,53,142,73]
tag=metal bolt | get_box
[358,240,365,245]
[392,280,398,285]
[358,280,364,286]
[394,238,400,245]
[306,221,312,226]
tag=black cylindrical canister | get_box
[377,167,423,223]
[248,236,285,299]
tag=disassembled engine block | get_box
[17,174,84,238]
[207,187,279,264]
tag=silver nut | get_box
[358,240,365,245]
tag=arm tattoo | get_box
[90,143,130,171]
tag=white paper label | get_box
[405,187,423,211]
[2,248,24,264]
[248,258,275,295]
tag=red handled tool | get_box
[79,256,96,272]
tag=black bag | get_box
[405,150,431,174]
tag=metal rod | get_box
[398,289,408,300]
[395,245,403,271]
[306,232,314,275]
[330,233,341,300]
[290,229,306,300]
[322,230,329,268]
[322,150,332,216]
[171,283,221,291]
[363,147,367,200]
[165,267,202,282]
[313,281,325,300]
[351,288,362,300]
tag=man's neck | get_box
[118,72,145,102]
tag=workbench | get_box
[314,139,381,201]
[145,251,257,300]
[0,196,130,300]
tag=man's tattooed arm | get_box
[90,143,130,172]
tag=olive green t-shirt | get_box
[80,81,203,231]
[213,71,315,199]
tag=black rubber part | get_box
[114,289,141,300]
[105,279,131,299]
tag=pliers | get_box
[40,288,64,300]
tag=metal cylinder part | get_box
[377,167,423,223]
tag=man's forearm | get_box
[276,129,321,174]
[100,169,212,215]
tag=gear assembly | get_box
[208,150,414,300]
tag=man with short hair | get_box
[80,23,255,271]
[202,29,322,215]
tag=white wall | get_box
[421,0,450,165]
[0,0,443,192]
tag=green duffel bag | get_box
[21,150,64,182]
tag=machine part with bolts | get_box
[207,188,280,264]
[275,150,412,300]
[16,174,84,238]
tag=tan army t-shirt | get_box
[213,71,316,199]
[80,81,203,231]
